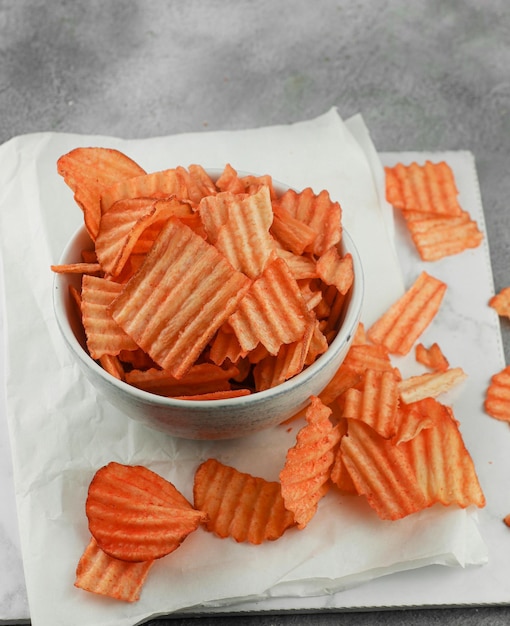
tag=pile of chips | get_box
[49,152,488,603]
[52,149,353,398]
[74,272,485,603]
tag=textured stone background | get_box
[1,1,509,624]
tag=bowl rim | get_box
[52,174,365,411]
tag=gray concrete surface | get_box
[1,1,510,625]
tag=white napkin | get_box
[0,109,487,626]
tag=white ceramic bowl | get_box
[53,189,364,440]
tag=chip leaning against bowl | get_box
[51,148,364,439]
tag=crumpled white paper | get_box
[0,109,488,626]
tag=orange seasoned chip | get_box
[176,164,218,205]
[485,365,510,422]
[86,462,206,562]
[270,202,317,256]
[341,369,400,439]
[392,400,434,445]
[367,271,447,355]
[99,354,125,381]
[274,247,318,280]
[110,217,251,378]
[81,275,139,359]
[406,212,483,261]
[212,185,275,279]
[398,398,485,508]
[340,418,428,520]
[193,458,295,544]
[57,147,146,240]
[280,396,342,528]
[100,168,188,215]
[274,187,342,256]
[316,248,354,295]
[124,362,238,398]
[385,161,482,260]
[415,342,449,372]
[398,367,467,404]
[229,255,312,355]
[386,161,462,217]
[489,287,510,319]
[253,319,315,391]
[174,389,252,401]
[75,537,154,603]
[95,196,193,277]
[50,262,101,275]
[342,342,397,377]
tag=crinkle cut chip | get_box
[110,217,252,379]
[280,396,342,529]
[485,365,510,422]
[193,458,295,544]
[86,462,206,562]
[81,275,139,360]
[57,147,146,241]
[367,271,447,355]
[228,255,312,355]
[274,187,342,256]
[75,537,154,603]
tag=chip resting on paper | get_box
[280,396,342,529]
[485,365,510,422]
[384,160,483,261]
[367,271,447,355]
[86,462,206,562]
[75,537,154,603]
[193,458,295,544]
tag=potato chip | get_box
[386,161,462,217]
[100,168,188,215]
[208,321,247,366]
[385,161,482,260]
[316,248,354,295]
[489,286,510,319]
[367,271,447,355]
[270,202,317,255]
[392,400,434,445]
[215,163,275,198]
[176,164,218,204]
[110,217,251,378]
[99,354,125,381]
[484,365,510,422]
[95,196,193,277]
[399,367,467,404]
[57,147,146,240]
[342,343,397,376]
[406,212,483,261]
[398,398,485,508]
[125,362,238,398]
[415,342,449,372]
[75,537,154,603]
[81,275,139,359]
[341,369,400,439]
[212,185,275,279]
[174,389,252,401]
[228,255,312,355]
[193,458,295,544]
[340,418,428,520]
[253,319,315,391]
[274,247,318,280]
[50,262,102,275]
[280,396,342,528]
[274,187,342,256]
[86,462,206,562]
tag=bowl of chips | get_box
[52,154,364,440]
